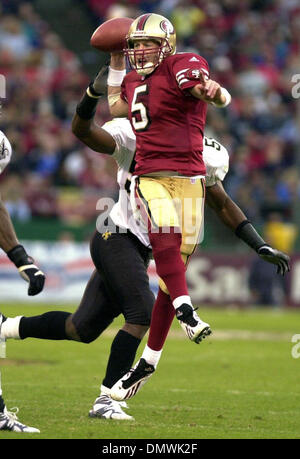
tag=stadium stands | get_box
[0,0,299,249]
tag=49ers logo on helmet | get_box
[160,20,174,35]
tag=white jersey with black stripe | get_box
[101,118,229,247]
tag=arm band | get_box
[107,67,126,87]
[7,244,31,268]
[235,220,266,252]
[75,84,102,120]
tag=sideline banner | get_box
[0,242,298,306]
[0,241,159,303]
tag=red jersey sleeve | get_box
[171,53,210,91]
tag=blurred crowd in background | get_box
[0,0,299,255]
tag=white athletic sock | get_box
[172,295,193,310]
[100,385,111,397]
[1,316,23,339]
[141,345,162,368]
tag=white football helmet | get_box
[0,130,12,174]
[124,13,176,76]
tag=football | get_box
[90,17,134,53]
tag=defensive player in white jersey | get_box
[0,131,44,433]
[0,79,290,419]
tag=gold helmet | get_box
[124,13,176,76]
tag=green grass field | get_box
[0,304,300,439]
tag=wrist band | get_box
[107,67,126,87]
[87,85,102,99]
[235,220,266,252]
[212,87,231,107]
[76,84,102,120]
[7,244,31,268]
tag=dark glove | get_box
[91,62,109,95]
[75,64,108,120]
[7,245,45,296]
[257,245,290,276]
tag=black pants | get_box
[72,224,154,343]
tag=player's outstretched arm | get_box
[206,181,290,275]
[189,71,231,107]
[0,197,45,295]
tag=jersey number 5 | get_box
[131,84,151,131]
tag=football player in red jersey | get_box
[108,14,232,386]
[0,68,289,415]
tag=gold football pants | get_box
[135,176,205,294]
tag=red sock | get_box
[149,227,188,301]
[147,288,175,351]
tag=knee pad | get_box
[72,316,114,344]
[123,297,153,326]
[77,329,101,344]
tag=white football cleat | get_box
[0,407,40,433]
[111,358,155,401]
[88,395,134,420]
[176,304,212,344]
